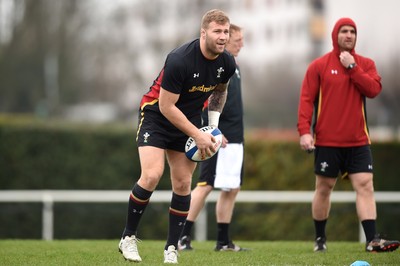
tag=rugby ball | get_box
[185,126,223,162]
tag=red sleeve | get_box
[349,56,382,98]
[297,60,320,136]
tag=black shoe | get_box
[178,235,193,251]
[366,234,400,252]
[215,241,244,252]
[314,237,327,252]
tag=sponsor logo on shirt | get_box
[189,85,216,93]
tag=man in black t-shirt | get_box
[179,24,246,252]
[118,9,236,264]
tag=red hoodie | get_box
[297,18,382,147]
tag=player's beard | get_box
[343,42,355,51]
[205,38,225,58]
[339,38,356,52]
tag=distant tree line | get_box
[0,0,399,130]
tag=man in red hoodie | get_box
[297,17,399,252]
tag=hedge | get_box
[1,115,399,240]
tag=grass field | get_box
[0,240,399,265]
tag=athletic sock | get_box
[217,223,230,244]
[165,193,190,250]
[180,220,194,238]
[361,219,376,243]
[122,183,152,238]
[314,219,327,239]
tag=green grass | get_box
[0,240,399,265]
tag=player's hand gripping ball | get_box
[185,126,222,162]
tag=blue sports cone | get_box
[350,261,370,266]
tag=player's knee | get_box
[139,173,162,189]
[356,178,374,195]
[316,177,335,193]
[316,186,333,198]
[172,179,192,193]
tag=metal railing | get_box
[1,190,399,242]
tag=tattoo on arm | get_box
[208,82,228,112]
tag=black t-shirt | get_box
[140,39,236,124]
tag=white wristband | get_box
[208,111,220,128]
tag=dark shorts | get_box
[314,145,373,178]
[136,108,201,152]
[197,143,244,187]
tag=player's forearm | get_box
[161,105,200,138]
[159,87,200,138]
[208,83,228,112]
[351,66,382,98]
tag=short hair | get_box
[229,24,242,35]
[201,9,230,29]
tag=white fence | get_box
[1,190,399,242]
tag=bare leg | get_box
[349,172,376,220]
[312,176,336,220]
[216,188,240,223]
[167,150,197,196]
[186,185,213,221]
[137,146,166,190]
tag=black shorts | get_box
[314,145,373,178]
[197,143,244,188]
[136,108,201,152]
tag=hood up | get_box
[331,17,357,56]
